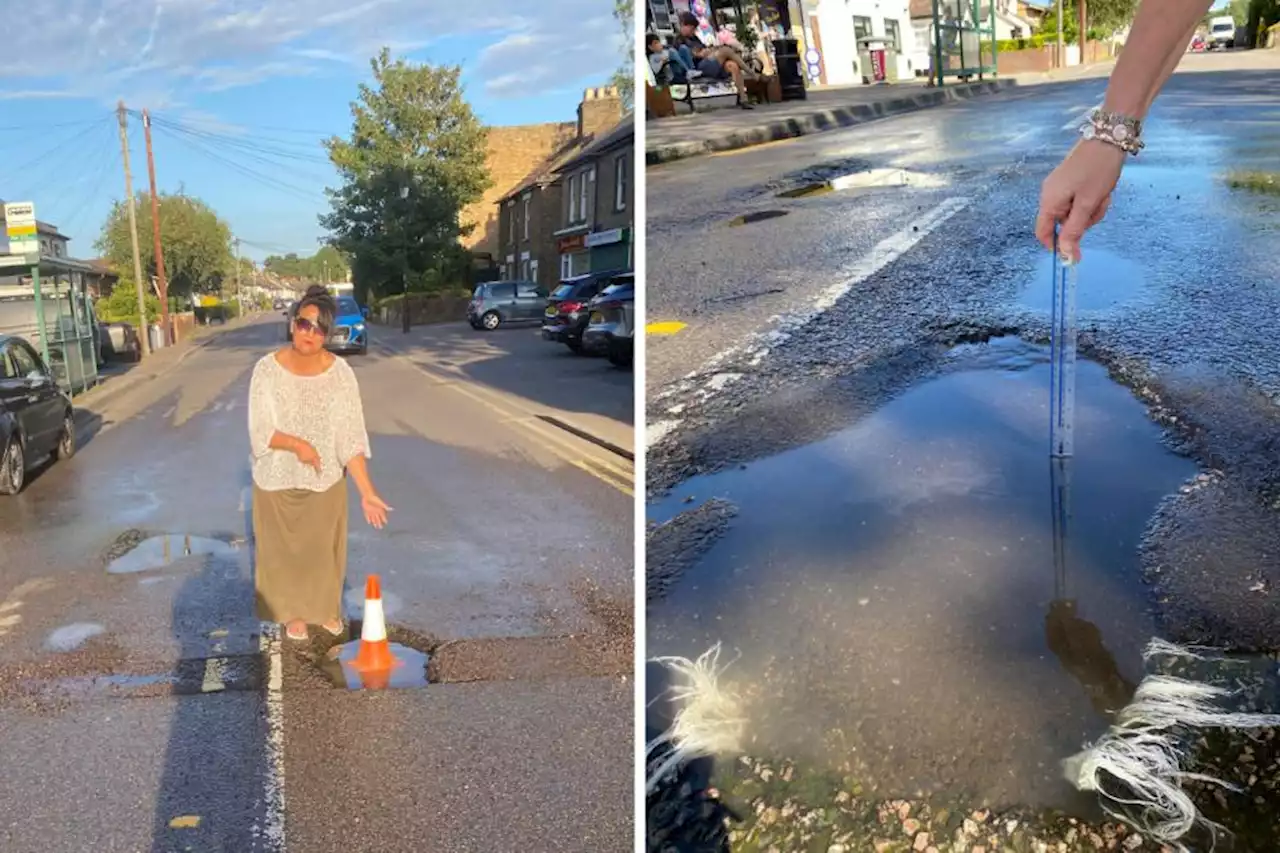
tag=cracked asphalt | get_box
[0,317,632,852]
[645,49,1280,823]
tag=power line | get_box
[1,117,113,200]
[148,117,335,182]
[149,122,325,205]
[0,113,114,133]
[57,137,121,242]
[32,121,118,228]
[143,111,334,161]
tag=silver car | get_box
[582,276,634,368]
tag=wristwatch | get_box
[1080,109,1144,156]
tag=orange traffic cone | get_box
[353,574,396,672]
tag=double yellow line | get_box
[375,344,634,496]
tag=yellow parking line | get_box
[646,321,687,336]
[377,346,634,496]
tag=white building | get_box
[811,0,923,85]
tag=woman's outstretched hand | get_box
[361,492,392,529]
[1036,138,1128,263]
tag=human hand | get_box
[1035,139,1127,263]
[361,493,392,529]
[292,439,322,473]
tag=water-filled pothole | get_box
[647,336,1197,811]
[728,210,790,227]
[320,641,429,690]
[106,533,240,574]
[1017,249,1147,312]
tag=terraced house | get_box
[553,116,634,278]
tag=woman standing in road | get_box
[248,284,391,641]
[1036,0,1214,260]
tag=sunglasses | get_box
[294,317,329,336]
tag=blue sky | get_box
[0,0,626,262]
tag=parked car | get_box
[541,269,630,354]
[468,280,548,330]
[328,295,368,355]
[1189,34,1207,52]
[0,335,75,495]
[582,275,635,368]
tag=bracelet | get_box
[1080,108,1144,156]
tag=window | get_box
[853,15,872,43]
[517,281,541,297]
[579,167,594,223]
[567,174,578,223]
[508,203,515,243]
[520,259,531,280]
[530,259,539,286]
[614,153,628,211]
[488,282,515,299]
[522,194,530,240]
[9,342,42,380]
[884,18,901,50]
[0,348,16,380]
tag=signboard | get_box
[3,201,38,256]
[585,228,626,248]
[557,233,587,254]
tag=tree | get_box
[1041,0,1137,40]
[610,0,635,110]
[263,245,351,282]
[95,191,234,301]
[320,48,491,300]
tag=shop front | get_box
[556,232,591,281]
[585,227,633,273]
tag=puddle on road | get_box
[1016,249,1147,313]
[44,623,105,652]
[320,641,429,690]
[647,336,1197,811]
[728,210,790,227]
[107,534,239,574]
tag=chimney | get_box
[577,86,622,141]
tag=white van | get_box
[1208,15,1236,49]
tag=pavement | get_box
[646,49,1279,164]
[0,316,633,852]
[646,47,1280,822]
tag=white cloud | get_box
[0,0,622,104]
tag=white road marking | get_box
[253,623,287,852]
[201,657,225,693]
[238,487,251,513]
[1061,101,1102,132]
[647,197,973,447]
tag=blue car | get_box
[327,295,369,355]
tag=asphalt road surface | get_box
[0,317,633,852]
[646,49,1280,812]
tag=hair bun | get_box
[304,284,329,299]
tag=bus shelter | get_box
[931,0,998,83]
[0,254,100,396]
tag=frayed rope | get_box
[645,643,747,794]
[1063,638,1280,851]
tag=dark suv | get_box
[468,281,548,331]
[540,269,630,354]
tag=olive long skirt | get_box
[252,480,347,624]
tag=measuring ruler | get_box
[1049,237,1078,458]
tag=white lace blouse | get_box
[247,353,370,492]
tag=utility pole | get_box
[1056,0,1064,68]
[234,237,242,313]
[116,101,150,358]
[1078,0,1088,62]
[141,109,171,346]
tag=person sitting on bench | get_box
[647,32,700,85]
[673,12,755,110]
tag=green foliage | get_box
[263,245,350,282]
[1038,0,1134,42]
[320,48,491,302]
[96,283,162,325]
[612,0,635,109]
[94,191,234,299]
[1247,0,1280,41]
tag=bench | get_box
[644,61,752,117]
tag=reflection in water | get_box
[1044,459,1136,718]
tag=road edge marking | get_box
[256,622,286,852]
[648,196,973,447]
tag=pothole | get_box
[647,335,1198,811]
[774,168,949,198]
[106,533,241,574]
[319,642,429,690]
[728,210,790,227]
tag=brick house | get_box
[552,116,635,277]
[493,87,623,290]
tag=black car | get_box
[0,335,75,495]
[468,280,548,330]
[541,269,630,353]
